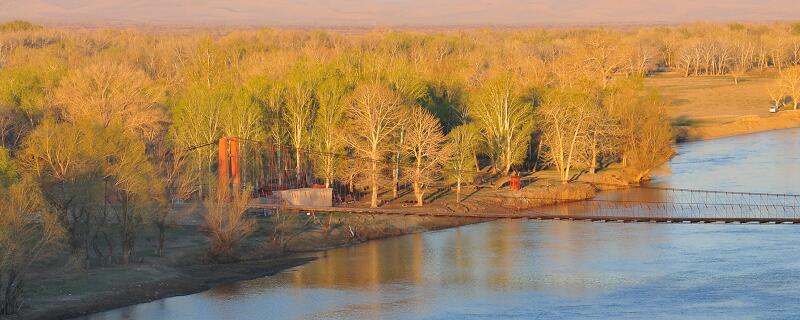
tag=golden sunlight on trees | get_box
[403,106,449,207]
[0,62,65,148]
[54,61,163,141]
[445,124,479,203]
[311,66,353,187]
[625,98,674,182]
[605,79,674,181]
[17,121,157,268]
[575,32,628,89]
[537,89,593,184]
[467,72,534,175]
[0,21,793,315]
[777,66,800,110]
[342,83,404,208]
[283,64,317,176]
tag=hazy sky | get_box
[2,0,799,26]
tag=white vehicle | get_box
[769,105,779,113]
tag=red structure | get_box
[217,137,241,193]
[229,137,240,189]
[509,176,522,191]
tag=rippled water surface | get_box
[83,128,800,319]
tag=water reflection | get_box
[83,128,800,319]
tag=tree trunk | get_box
[455,178,462,204]
[392,156,399,198]
[1,267,21,315]
[590,138,598,175]
[157,223,166,257]
[414,180,423,207]
[121,239,133,265]
[348,176,354,193]
[622,152,628,168]
[295,148,302,186]
[370,160,378,208]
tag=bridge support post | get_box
[218,137,230,194]
[230,137,240,191]
[218,137,241,195]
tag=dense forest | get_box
[2,20,800,315]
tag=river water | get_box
[82,128,800,319]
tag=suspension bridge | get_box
[188,137,800,224]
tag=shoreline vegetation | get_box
[15,116,791,320]
[3,19,800,320]
[20,108,800,320]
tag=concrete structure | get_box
[272,188,333,207]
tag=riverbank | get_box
[16,213,493,319]
[645,74,800,142]
[676,110,800,142]
[15,172,622,320]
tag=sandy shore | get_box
[676,110,800,142]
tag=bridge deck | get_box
[248,204,800,224]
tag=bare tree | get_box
[386,60,427,198]
[283,66,317,178]
[537,89,592,183]
[311,67,352,187]
[445,124,479,203]
[201,186,257,262]
[730,38,755,84]
[767,82,786,110]
[403,106,449,206]
[778,66,800,110]
[585,105,619,175]
[576,32,629,88]
[54,61,164,141]
[467,72,534,175]
[151,137,198,257]
[341,82,404,208]
[626,98,674,181]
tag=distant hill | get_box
[2,0,799,27]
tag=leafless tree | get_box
[341,82,404,208]
[778,66,800,110]
[537,89,592,183]
[403,106,449,206]
[54,61,164,141]
[445,124,479,203]
[201,186,257,262]
[467,72,534,175]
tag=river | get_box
[81,128,800,319]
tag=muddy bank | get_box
[15,169,633,320]
[15,214,488,320]
[20,257,314,320]
[676,110,800,142]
